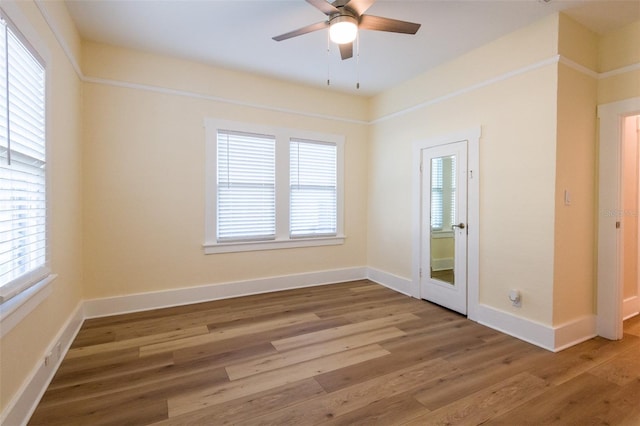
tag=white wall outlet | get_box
[509,289,521,307]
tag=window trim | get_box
[0,10,52,302]
[203,118,345,254]
[0,5,54,335]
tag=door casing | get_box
[597,97,640,339]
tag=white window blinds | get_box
[0,16,48,303]
[431,158,444,230]
[290,139,337,237]
[431,156,456,231]
[217,130,276,242]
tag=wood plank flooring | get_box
[29,280,640,425]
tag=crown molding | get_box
[32,1,639,126]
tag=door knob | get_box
[452,223,465,229]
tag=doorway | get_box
[597,97,640,340]
[622,114,640,320]
[412,128,480,321]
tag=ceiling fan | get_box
[273,0,421,60]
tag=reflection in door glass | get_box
[430,155,456,284]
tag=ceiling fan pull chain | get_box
[356,32,360,90]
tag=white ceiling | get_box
[64,0,640,96]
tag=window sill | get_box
[0,274,57,338]
[431,231,454,239]
[203,236,346,254]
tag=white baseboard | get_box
[553,315,597,352]
[475,303,555,351]
[623,295,640,320]
[366,270,597,353]
[476,304,598,352]
[84,267,368,319]
[3,267,367,425]
[366,267,413,297]
[0,302,84,426]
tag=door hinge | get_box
[616,221,621,229]
[419,268,422,278]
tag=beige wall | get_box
[368,15,560,325]
[598,20,640,104]
[2,3,639,419]
[553,16,598,325]
[553,63,597,324]
[0,0,83,414]
[81,42,370,299]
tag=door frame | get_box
[412,127,481,321]
[597,97,640,339]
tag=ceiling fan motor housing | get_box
[329,7,359,23]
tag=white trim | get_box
[0,275,56,338]
[412,127,481,320]
[373,56,560,124]
[599,62,640,80]
[367,267,413,297]
[32,0,82,79]
[476,303,555,351]
[430,258,454,272]
[84,76,369,125]
[372,56,638,123]
[29,0,369,125]
[623,295,639,320]
[558,56,599,79]
[0,268,606,425]
[0,301,83,426]
[553,315,597,352]
[597,97,640,340]
[83,58,638,126]
[476,305,597,352]
[0,2,55,339]
[27,0,640,127]
[431,230,454,239]
[83,267,367,319]
[204,236,345,254]
[203,118,346,252]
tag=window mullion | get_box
[274,130,289,240]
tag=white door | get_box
[420,141,468,314]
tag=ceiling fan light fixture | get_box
[329,15,358,44]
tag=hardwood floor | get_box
[29,280,640,425]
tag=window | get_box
[204,119,344,254]
[290,139,337,238]
[0,14,49,303]
[431,156,456,232]
[217,130,276,242]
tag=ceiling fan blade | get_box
[344,0,376,16]
[359,15,421,34]
[273,21,329,42]
[339,42,353,60]
[306,0,340,15]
